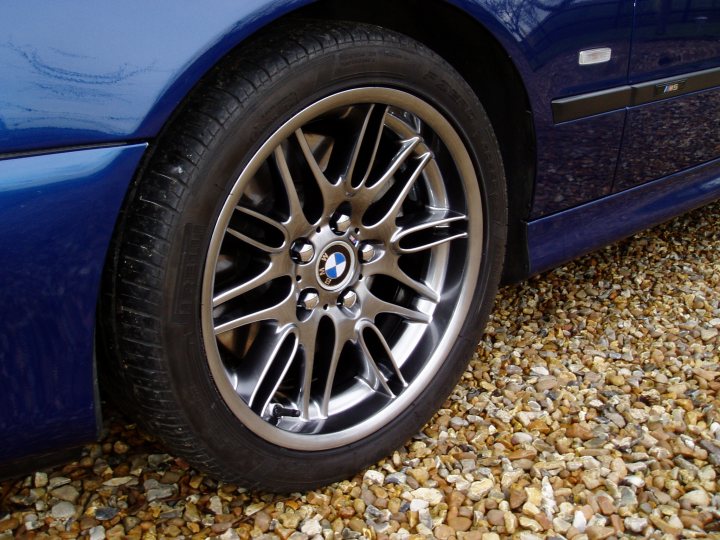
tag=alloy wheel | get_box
[201,87,483,450]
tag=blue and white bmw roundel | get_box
[324,252,346,279]
[317,243,353,289]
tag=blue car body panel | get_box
[629,0,720,82]
[0,144,146,461]
[616,88,720,192]
[0,0,312,155]
[615,0,720,192]
[0,0,718,467]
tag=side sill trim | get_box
[527,157,720,275]
[552,66,720,123]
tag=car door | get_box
[531,0,635,217]
[614,0,720,192]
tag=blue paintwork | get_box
[450,0,634,97]
[616,88,720,191]
[528,156,720,275]
[615,0,720,191]
[0,144,146,461]
[0,0,312,155]
[629,0,720,82]
[534,110,625,213]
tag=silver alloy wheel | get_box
[201,87,483,450]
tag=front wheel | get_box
[101,22,507,490]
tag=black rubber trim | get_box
[552,86,631,123]
[552,66,720,123]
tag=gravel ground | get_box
[2,201,720,540]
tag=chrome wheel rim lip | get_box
[201,87,483,450]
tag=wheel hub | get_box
[315,241,355,291]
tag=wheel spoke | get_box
[297,318,320,420]
[361,321,407,387]
[363,136,421,199]
[363,252,440,302]
[214,291,295,334]
[391,267,440,302]
[345,104,388,188]
[357,329,395,397]
[294,128,343,213]
[365,151,432,230]
[212,261,284,307]
[235,326,299,415]
[319,327,346,418]
[273,146,311,233]
[362,289,431,325]
[227,206,288,253]
[392,208,467,254]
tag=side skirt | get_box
[527,157,720,275]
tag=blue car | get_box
[1,0,718,491]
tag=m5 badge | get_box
[655,79,686,96]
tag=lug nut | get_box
[359,243,375,263]
[290,240,314,263]
[298,290,320,310]
[339,289,358,309]
[331,212,351,234]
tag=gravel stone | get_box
[89,525,106,540]
[680,489,711,507]
[410,487,443,505]
[50,501,75,520]
[504,511,518,533]
[146,486,174,501]
[47,476,70,490]
[33,472,48,488]
[449,515,472,531]
[362,469,385,485]
[586,525,615,540]
[102,476,134,487]
[94,507,118,521]
[467,478,494,501]
[0,518,19,533]
[573,510,588,533]
[50,484,79,503]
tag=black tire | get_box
[100,21,507,491]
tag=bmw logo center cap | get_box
[317,242,354,290]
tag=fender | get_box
[0,0,314,155]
